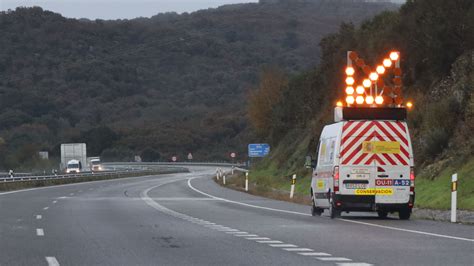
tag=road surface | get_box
[1,166,472,265]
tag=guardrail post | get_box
[451,173,457,223]
[223,175,226,185]
[231,166,234,175]
[290,174,296,199]
[245,172,249,192]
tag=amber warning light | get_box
[339,50,413,110]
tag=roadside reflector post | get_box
[216,168,220,180]
[223,175,226,185]
[232,166,234,175]
[245,172,249,192]
[451,173,458,223]
[290,174,296,199]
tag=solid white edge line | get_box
[187,177,474,243]
[45,256,60,266]
[36,228,44,236]
[336,263,373,266]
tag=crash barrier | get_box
[0,168,182,183]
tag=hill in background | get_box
[0,0,398,168]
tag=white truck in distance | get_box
[89,157,102,172]
[307,107,415,220]
[66,159,82,173]
[61,143,87,173]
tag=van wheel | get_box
[399,208,411,220]
[328,194,340,219]
[329,203,340,219]
[377,211,388,219]
[311,193,322,216]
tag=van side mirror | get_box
[305,156,316,169]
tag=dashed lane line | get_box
[36,215,42,220]
[45,256,60,266]
[299,252,331,256]
[141,177,373,265]
[337,263,373,266]
[36,228,44,236]
[52,200,57,204]
[43,207,49,210]
[317,257,352,262]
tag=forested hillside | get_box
[248,0,473,208]
[0,0,397,169]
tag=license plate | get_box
[351,168,369,174]
[345,183,367,189]
[351,174,370,178]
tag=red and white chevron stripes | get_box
[340,121,410,166]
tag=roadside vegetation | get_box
[247,0,474,210]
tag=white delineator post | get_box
[451,173,458,223]
[290,174,296,199]
[216,168,220,180]
[223,175,226,185]
[231,166,234,175]
[245,172,249,192]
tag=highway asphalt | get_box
[0,166,472,266]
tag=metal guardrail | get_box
[0,169,155,183]
[103,162,246,167]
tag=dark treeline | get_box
[0,1,397,169]
[249,0,473,176]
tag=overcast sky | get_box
[1,0,259,19]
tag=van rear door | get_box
[339,120,412,203]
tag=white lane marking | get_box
[246,237,270,240]
[298,252,331,256]
[270,244,298,248]
[337,263,373,266]
[284,248,313,252]
[151,197,217,201]
[52,200,57,204]
[339,218,474,242]
[45,256,60,266]
[58,197,67,199]
[317,257,352,262]
[36,215,42,220]
[69,193,74,196]
[257,240,283,244]
[187,177,474,243]
[236,234,258,237]
[226,231,248,235]
[36,228,44,236]
[43,207,49,210]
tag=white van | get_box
[307,107,415,219]
[66,159,82,174]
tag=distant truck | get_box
[87,157,102,172]
[66,159,82,174]
[60,143,87,173]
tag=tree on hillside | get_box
[247,67,288,139]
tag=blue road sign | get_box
[248,144,270,157]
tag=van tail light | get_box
[410,167,415,193]
[333,166,340,193]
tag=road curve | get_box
[1,166,472,266]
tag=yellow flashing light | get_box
[376,65,385,74]
[362,79,371,88]
[375,96,384,105]
[356,96,364,104]
[345,86,355,95]
[345,77,355,86]
[366,95,374,105]
[369,72,379,81]
[356,86,365,94]
[346,96,355,105]
[383,58,392,68]
[345,67,355,76]
[390,51,399,61]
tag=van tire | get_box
[399,208,411,220]
[377,211,388,219]
[311,192,322,216]
[329,204,340,219]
